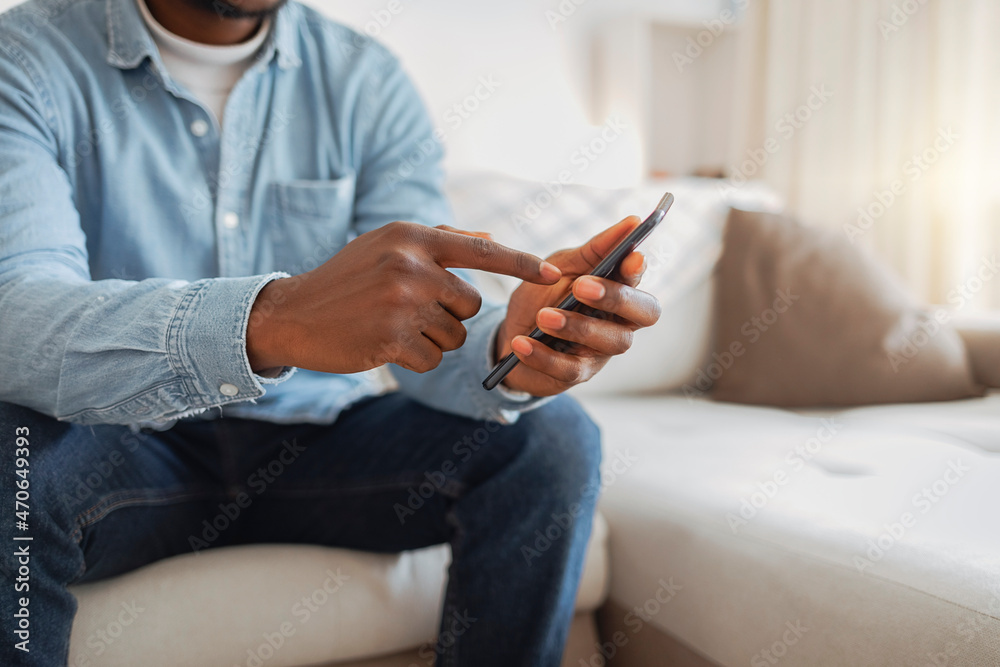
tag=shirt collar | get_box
[105,0,302,71]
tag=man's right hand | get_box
[246,221,562,375]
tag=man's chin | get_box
[187,0,290,20]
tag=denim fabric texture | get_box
[0,0,543,427]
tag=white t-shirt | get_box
[136,0,270,123]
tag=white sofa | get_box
[68,516,610,666]
[67,176,1000,665]
[584,390,1000,666]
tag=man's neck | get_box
[144,0,262,46]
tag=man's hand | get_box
[246,221,561,375]
[496,216,662,396]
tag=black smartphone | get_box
[483,191,674,391]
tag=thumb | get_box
[555,216,641,275]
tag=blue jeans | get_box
[0,393,601,666]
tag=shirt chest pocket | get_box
[267,175,356,274]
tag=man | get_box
[0,0,660,664]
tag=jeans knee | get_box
[514,395,602,507]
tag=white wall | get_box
[317,0,728,185]
[0,0,727,184]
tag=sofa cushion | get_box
[583,393,1000,666]
[67,513,608,666]
[709,208,982,407]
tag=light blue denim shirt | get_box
[0,0,540,426]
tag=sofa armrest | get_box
[954,312,1000,388]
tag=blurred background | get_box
[319,0,1000,311]
[2,0,997,309]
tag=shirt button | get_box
[219,383,239,397]
[190,119,209,137]
[222,212,240,229]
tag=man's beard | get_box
[186,0,290,20]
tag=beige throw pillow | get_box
[707,208,982,407]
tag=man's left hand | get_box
[496,216,662,396]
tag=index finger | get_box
[426,227,562,284]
